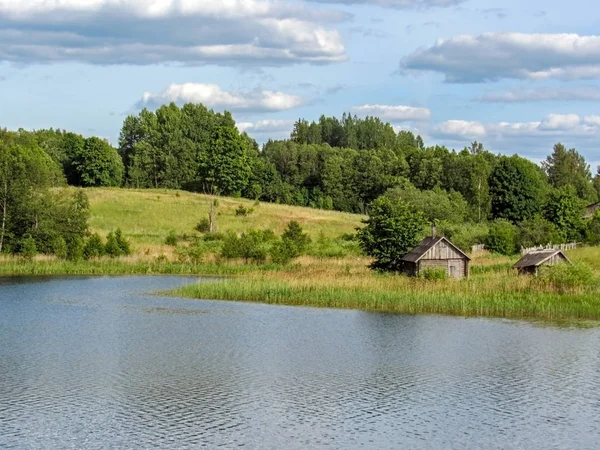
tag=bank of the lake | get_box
[3,247,600,321]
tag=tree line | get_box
[3,102,600,256]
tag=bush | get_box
[105,232,121,257]
[517,215,561,248]
[195,219,211,233]
[270,239,297,265]
[585,211,600,245]
[21,236,37,260]
[485,219,518,256]
[538,263,596,293]
[115,229,132,256]
[437,222,489,253]
[221,230,274,263]
[282,221,311,254]
[165,231,178,246]
[67,237,85,261]
[51,236,68,259]
[175,240,209,265]
[203,232,224,242]
[308,232,361,258]
[84,233,105,259]
[419,267,448,281]
[235,205,254,217]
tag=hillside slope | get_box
[84,188,364,248]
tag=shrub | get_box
[419,267,448,281]
[538,263,596,294]
[175,240,208,265]
[115,229,132,256]
[84,233,105,259]
[21,236,37,260]
[165,231,178,246]
[585,211,600,245]
[221,230,274,263]
[51,236,68,259]
[517,215,561,248]
[195,219,211,233]
[485,219,518,256]
[437,222,489,253]
[270,239,297,265]
[281,221,311,254]
[235,205,254,217]
[203,232,224,242]
[105,232,121,257]
[67,237,85,261]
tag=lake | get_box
[1,276,599,449]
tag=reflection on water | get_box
[1,276,600,449]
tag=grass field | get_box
[85,188,364,251]
[3,187,600,322]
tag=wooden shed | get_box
[512,250,572,275]
[400,234,470,279]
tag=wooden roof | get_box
[512,250,572,269]
[401,236,470,263]
[584,202,600,219]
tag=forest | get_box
[2,101,600,257]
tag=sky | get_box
[0,0,599,166]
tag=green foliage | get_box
[489,155,548,223]
[282,220,311,254]
[385,184,470,224]
[165,230,178,246]
[221,230,275,263]
[517,215,561,248]
[195,219,211,233]
[437,222,489,252]
[235,205,254,217]
[419,267,448,281]
[538,263,596,294]
[585,211,600,245]
[357,197,427,272]
[485,219,518,256]
[20,236,37,260]
[51,236,68,259]
[542,186,585,242]
[542,143,597,202]
[84,233,105,260]
[175,239,209,265]
[105,232,121,257]
[114,229,132,255]
[67,237,85,261]
[269,239,298,265]
[308,232,362,258]
[71,137,123,187]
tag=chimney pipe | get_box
[432,224,437,238]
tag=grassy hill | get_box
[84,188,365,250]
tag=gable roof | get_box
[401,236,471,263]
[584,202,600,218]
[512,250,572,269]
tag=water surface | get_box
[1,276,600,449]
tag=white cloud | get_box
[140,83,305,112]
[402,33,600,83]
[305,0,465,9]
[237,119,295,134]
[538,113,580,131]
[0,0,346,66]
[584,116,600,127]
[433,120,486,138]
[351,104,431,121]
[478,86,600,103]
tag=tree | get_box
[71,137,124,187]
[357,197,427,272]
[489,155,548,223]
[542,186,585,242]
[542,143,596,201]
[486,220,518,256]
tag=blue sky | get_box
[0,0,599,165]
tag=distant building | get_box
[401,228,470,279]
[584,202,600,219]
[512,250,572,276]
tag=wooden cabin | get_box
[512,250,572,275]
[400,231,470,279]
[584,201,600,219]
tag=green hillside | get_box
[85,188,364,249]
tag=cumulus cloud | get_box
[351,104,431,121]
[401,33,600,83]
[305,0,465,9]
[139,83,305,112]
[0,0,346,66]
[237,119,296,133]
[431,113,600,144]
[433,120,486,138]
[479,86,600,103]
